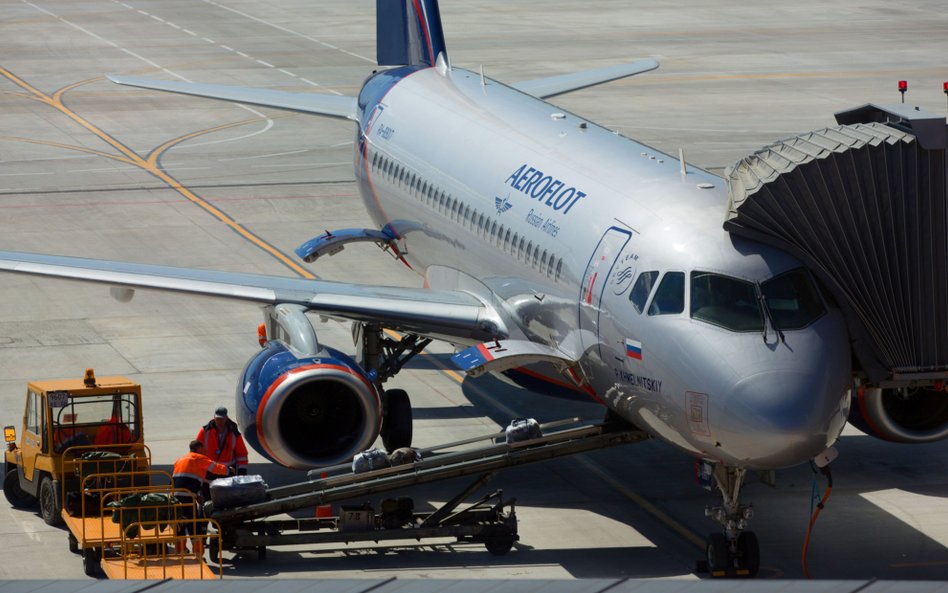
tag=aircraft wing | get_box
[0,251,506,343]
[107,75,358,121]
[511,58,659,99]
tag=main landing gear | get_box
[702,465,759,578]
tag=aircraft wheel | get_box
[737,531,760,577]
[706,533,730,577]
[484,537,515,556]
[39,475,63,526]
[3,469,37,508]
[381,389,412,452]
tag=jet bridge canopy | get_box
[724,105,948,385]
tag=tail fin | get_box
[376,0,447,67]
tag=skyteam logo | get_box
[610,251,639,295]
[495,194,513,215]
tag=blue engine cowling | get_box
[848,385,948,443]
[234,340,382,470]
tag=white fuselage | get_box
[354,66,852,469]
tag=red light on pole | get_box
[898,80,907,103]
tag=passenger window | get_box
[629,271,659,314]
[690,271,762,331]
[647,272,685,316]
[760,268,825,329]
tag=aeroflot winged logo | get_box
[505,163,588,214]
[495,194,513,214]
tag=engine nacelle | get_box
[234,340,381,470]
[849,386,948,443]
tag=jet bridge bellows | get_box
[724,105,948,384]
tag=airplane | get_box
[1,0,945,578]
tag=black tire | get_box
[381,389,412,452]
[82,547,101,576]
[737,531,760,577]
[3,469,37,508]
[706,532,730,576]
[484,537,514,556]
[68,533,80,554]
[207,538,220,563]
[39,475,62,526]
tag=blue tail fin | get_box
[376,0,447,67]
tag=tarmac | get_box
[0,0,947,583]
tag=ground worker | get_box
[93,414,133,445]
[171,439,230,556]
[196,406,249,475]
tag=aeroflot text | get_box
[505,164,587,214]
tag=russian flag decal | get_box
[625,339,643,360]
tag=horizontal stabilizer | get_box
[108,75,357,120]
[511,58,658,100]
[453,339,576,377]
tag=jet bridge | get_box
[725,104,948,386]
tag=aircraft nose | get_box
[719,369,848,468]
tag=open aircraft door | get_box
[579,226,635,360]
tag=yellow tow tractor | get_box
[3,369,220,579]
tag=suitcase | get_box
[209,474,268,509]
[505,418,542,444]
[352,448,391,473]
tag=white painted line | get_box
[219,148,310,162]
[168,22,181,30]
[198,0,374,64]
[221,45,234,52]
[256,60,274,68]
[278,69,297,77]
[202,37,215,44]
[183,29,196,36]
[149,14,164,22]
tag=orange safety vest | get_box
[94,416,133,445]
[197,421,249,470]
[171,451,229,497]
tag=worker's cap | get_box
[214,406,228,418]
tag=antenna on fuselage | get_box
[678,148,687,176]
[480,64,486,88]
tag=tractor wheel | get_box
[39,475,63,526]
[3,469,37,508]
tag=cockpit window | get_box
[647,272,685,316]
[629,270,659,313]
[760,268,825,329]
[690,272,763,331]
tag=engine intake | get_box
[235,340,381,469]
[849,386,948,443]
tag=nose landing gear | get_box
[702,465,760,577]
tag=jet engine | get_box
[848,385,948,443]
[234,339,382,470]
